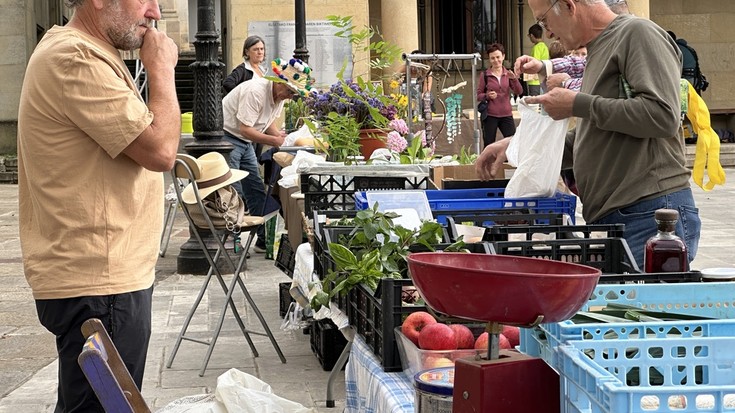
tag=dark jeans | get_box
[223,133,267,243]
[482,115,516,147]
[35,287,153,413]
[592,188,701,270]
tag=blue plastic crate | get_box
[559,337,735,413]
[354,189,576,225]
[519,281,735,372]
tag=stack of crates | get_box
[517,281,735,412]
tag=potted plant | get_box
[302,15,404,161]
[305,78,399,159]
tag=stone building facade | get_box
[2,0,733,153]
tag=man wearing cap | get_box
[17,0,179,410]
[222,57,313,253]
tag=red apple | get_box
[401,311,437,346]
[449,324,475,349]
[473,332,511,350]
[499,334,512,349]
[418,323,458,350]
[423,355,454,369]
[502,325,520,348]
[474,332,488,350]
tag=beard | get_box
[105,0,152,50]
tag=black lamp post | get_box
[177,0,233,274]
[293,0,309,62]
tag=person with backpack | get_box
[667,31,709,95]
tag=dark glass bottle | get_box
[644,209,688,273]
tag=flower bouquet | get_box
[385,119,435,164]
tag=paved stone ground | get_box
[1,170,734,412]
[0,183,345,412]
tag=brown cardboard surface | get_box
[279,185,305,249]
[430,164,515,189]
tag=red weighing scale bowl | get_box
[406,253,601,326]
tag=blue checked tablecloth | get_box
[345,335,415,413]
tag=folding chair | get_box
[78,318,151,413]
[159,183,179,257]
[166,154,286,377]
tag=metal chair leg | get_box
[326,339,352,408]
[159,201,177,257]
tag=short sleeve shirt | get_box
[17,26,161,299]
[222,77,285,140]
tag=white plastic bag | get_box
[505,99,569,198]
[156,369,316,413]
[215,369,317,413]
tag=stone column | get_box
[626,0,649,19]
[381,0,419,71]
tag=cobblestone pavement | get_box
[1,170,734,412]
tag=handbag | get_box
[477,70,491,121]
[187,185,249,232]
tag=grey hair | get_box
[548,0,610,15]
[64,0,85,7]
[242,35,265,59]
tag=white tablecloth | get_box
[345,335,415,413]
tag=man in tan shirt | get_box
[17,0,179,410]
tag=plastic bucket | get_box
[181,112,193,133]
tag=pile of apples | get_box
[401,311,520,354]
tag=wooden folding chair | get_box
[78,318,151,413]
[166,154,286,377]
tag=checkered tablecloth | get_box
[345,335,415,413]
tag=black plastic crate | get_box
[347,279,425,372]
[493,237,640,274]
[301,173,430,215]
[346,242,493,372]
[446,212,568,241]
[599,270,702,284]
[274,233,296,278]
[316,226,470,281]
[312,210,359,242]
[310,318,348,371]
[278,282,295,318]
[483,223,625,242]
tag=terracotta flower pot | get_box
[358,128,388,159]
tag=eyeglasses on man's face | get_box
[536,0,560,31]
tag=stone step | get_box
[686,142,735,168]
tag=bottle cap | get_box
[654,208,679,221]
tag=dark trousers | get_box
[482,115,517,148]
[35,286,153,413]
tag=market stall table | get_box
[345,334,414,413]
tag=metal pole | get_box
[177,0,235,275]
[293,0,310,62]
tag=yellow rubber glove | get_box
[685,81,726,190]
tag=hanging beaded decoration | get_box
[444,93,463,144]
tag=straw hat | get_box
[271,57,315,97]
[181,152,248,204]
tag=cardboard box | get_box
[279,185,305,250]
[430,164,515,189]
